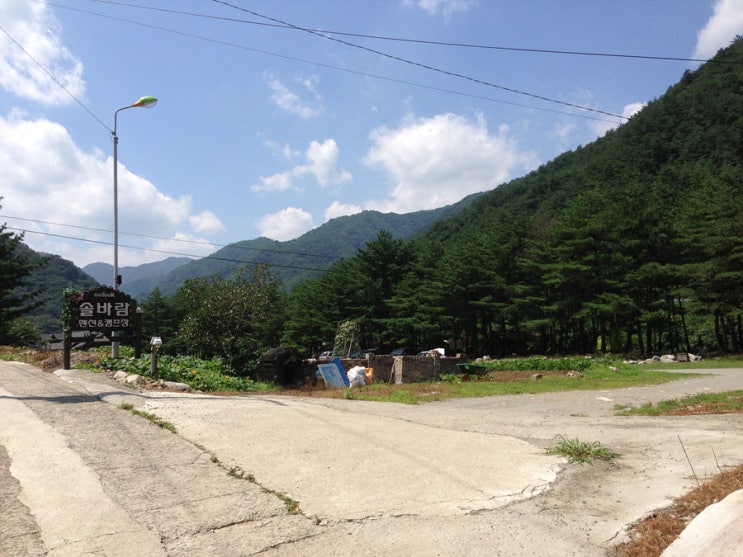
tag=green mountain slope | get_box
[403,37,743,354]
[25,251,99,334]
[424,39,743,248]
[83,257,192,299]
[157,196,480,295]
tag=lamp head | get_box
[132,96,158,108]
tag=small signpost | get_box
[63,286,141,369]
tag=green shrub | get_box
[482,356,593,372]
[91,354,274,393]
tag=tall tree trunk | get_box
[637,320,645,354]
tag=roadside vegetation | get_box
[616,390,743,416]
[546,435,620,464]
[318,357,699,404]
[610,382,743,556]
[612,463,743,556]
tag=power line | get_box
[0,214,334,260]
[213,0,627,120]
[86,0,719,65]
[0,23,109,132]
[40,1,623,124]
[6,226,329,273]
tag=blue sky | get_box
[1,0,742,268]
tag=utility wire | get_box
[6,227,329,273]
[85,0,719,65]
[0,214,334,260]
[213,0,626,120]
[42,0,623,123]
[0,23,109,132]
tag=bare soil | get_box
[5,346,742,555]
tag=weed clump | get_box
[546,435,620,464]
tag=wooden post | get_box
[63,328,71,370]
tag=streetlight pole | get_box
[112,95,158,358]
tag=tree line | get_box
[3,38,743,374]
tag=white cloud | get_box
[251,139,351,192]
[264,139,301,162]
[324,201,362,221]
[299,140,352,187]
[0,112,216,267]
[266,73,324,118]
[694,0,743,59]
[362,112,538,213]
[403,0,476,17]
[189,210,225,234]
[0,0,85,105]
[255,207,315,241]
[589,102,645,137]
[251,171,296,193]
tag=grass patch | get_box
[118,401,177,432]
[546,435,620,464]
[226,465,300,513]
[263,488,300,514]
[616,390,743,416]
[316,360,700,404]
[481,355,594,372]
[129,409,177,433]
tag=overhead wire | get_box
[0,23,110,132]
[9,0,711,269]
[213,0,626,120]
[0,215,335,260]
[5,226,330,273]
[41,0,625,124]
[85,0,719,65]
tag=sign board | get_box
[70,285,136,334]
[317,358,349,388]
[63,285,142,370]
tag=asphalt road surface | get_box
[1,360,742,556]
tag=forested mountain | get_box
[24,249,98,334]
[84,257,191,299]
[13,38,743,360]
[12,194,480,335]
[156,197,481,296]
[281,38,743,357]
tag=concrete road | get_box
[2,360,742,555]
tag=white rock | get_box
[162,381,190,392]
[125,374,145,387]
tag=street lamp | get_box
[112,95,158,357]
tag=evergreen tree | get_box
[0,204,43,344]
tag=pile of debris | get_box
[625,353,703,364]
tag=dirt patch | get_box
[662,397,743,415]
[0,347,103,371]
[611,464,743,556]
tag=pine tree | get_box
[0,203,42,343]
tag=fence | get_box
[340,353,467,384]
